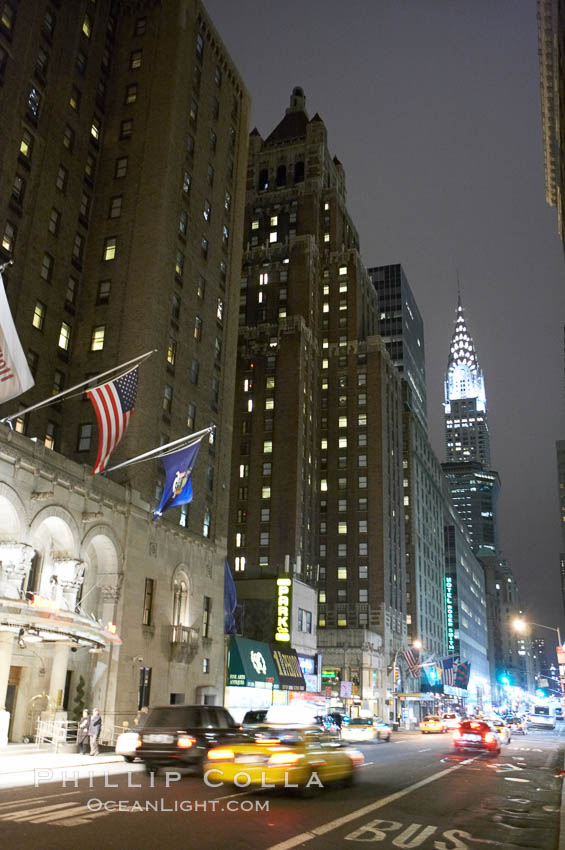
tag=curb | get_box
[558,758,565,850]
[0,755,123,777]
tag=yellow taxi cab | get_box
[419,714,445,734]
[204,725,363,794]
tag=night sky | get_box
[205,0,565,637]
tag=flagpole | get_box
[0,349,156,423]
[103,426,213,474]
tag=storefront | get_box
[224,637,305,722]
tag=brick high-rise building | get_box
[0,0,249,535]
[227,88,406,716]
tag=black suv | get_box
[136,705,243,774]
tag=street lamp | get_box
[513,618,562,648]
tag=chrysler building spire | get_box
[444,297,491,466]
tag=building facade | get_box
[0,0,250,739]
[227,88,405,716]
[0,426,225,743]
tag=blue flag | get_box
[224,560,237,635]
[153,439,202,519]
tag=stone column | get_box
[0,632,14,746]
[48,641,69,709]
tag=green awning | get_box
[227,636,278,688]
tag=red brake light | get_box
[257,737,280,745]
[177,735,196,749]
[470,722,481,729]
[207,748,235,761]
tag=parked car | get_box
[136,705,244,775]
[115,730,141,762]
[490,718,511,744]
[452,719,501,755]
[205,724,363,795]
[419,714,444,733]
[441,713,461,731]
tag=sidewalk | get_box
[0,744,138,790]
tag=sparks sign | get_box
[445,575,456,654]
[275,578,292,643]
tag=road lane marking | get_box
[504,777,530,783]
[265,758,477,850]
[418,748,432,752]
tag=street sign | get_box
[340,681,353,698]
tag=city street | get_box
[0,726,562,850]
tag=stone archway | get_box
[29,506,81,608]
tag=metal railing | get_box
[35,718,79,751]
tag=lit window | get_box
[338,522,347,535]
[270,216,278,227]
[20,129,33,159]
[203,510,211,538]
[339,416,347,428]
[261,486,271,499]
[90,116,101,141]
[2,221,16,254]
[167,338,177,365]
[1,2,16,33]
[27,86,41,119]
[263,441,272,454]
[338,567,347,580]
[235,556,246,572]
[130,49,142,69]
[321,479,328,492]
[58,322,71,351]
[339,266,347,276]
[90,326,105,351]
[324,233,330,243]
[125,83,137,104]
[32,302,46,330]
[318,590,326,604]
[203,200,211,221]
[252,220,259,230]
[216,298,224,322]
[269,231,277,243]
[82,13,92,37]
[103,237,117,261]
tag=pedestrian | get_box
[77,709,90,754]
[89,707,102,756]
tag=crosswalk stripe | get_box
[23,804,108,824]
[0,791,79,811]
[0,801,79,821]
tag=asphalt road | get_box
[0,725,563,850]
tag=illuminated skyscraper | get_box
[444,296,490,466]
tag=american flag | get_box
[402,648,420,677]
[441,657,456,687]
[87,367,138,474]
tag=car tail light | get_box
[135,737,142,749]
[484,732,495,743]
[177,735,196,749]
[207,748,235,761]
[267,751,301,767]
[347,749,364,766]
[470,722,481,729]
[452,729,461,740]
[257,737,280,746]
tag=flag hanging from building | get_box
[224,560,237,635]
[441,657,456,687]
[402,647,420,676]
[87,367,138,474]
[153,438,202,518]
[455,660,471,689]
[0,270,34,404]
